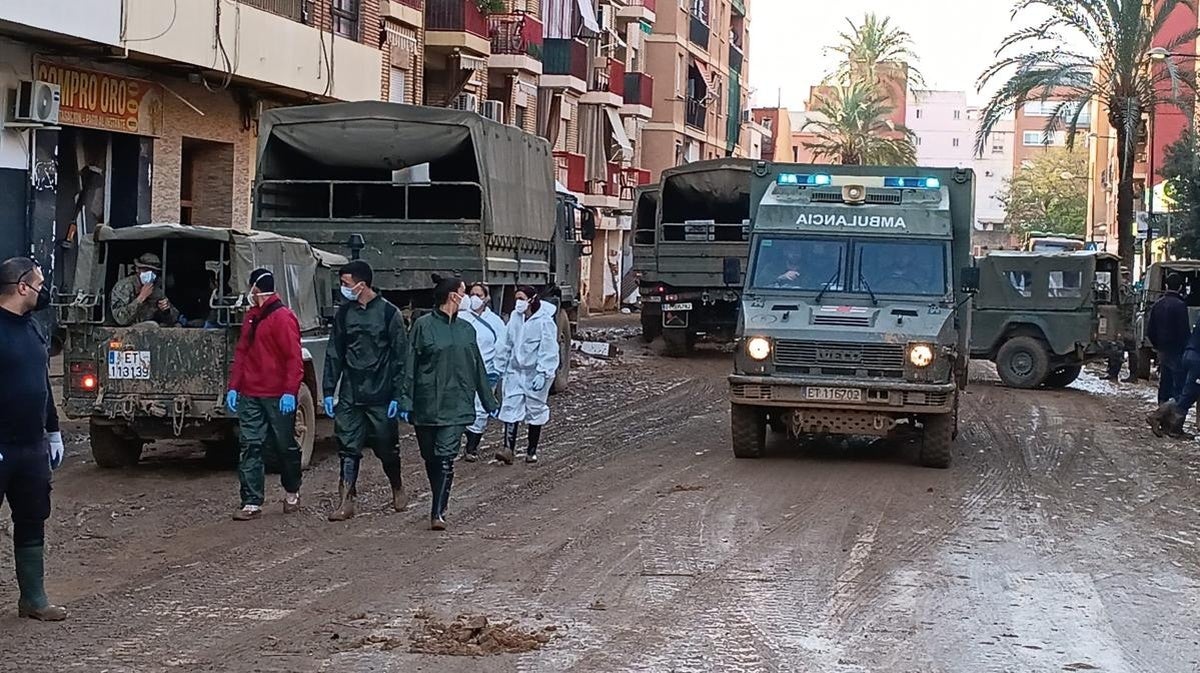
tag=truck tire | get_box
[731,404,766,458]
[995,336,1051,389]
[90,421,143,469]
[663,328,693,357]
[295,383,316,470]
[919,413,954,469]
[550,309,571,395]
[641,312,662,343]
[1137,347,1154,380]
[1043,365,1082,389]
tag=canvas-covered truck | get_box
[631,183,661,342]
[252,102,593,393]
[728,165,977,468]
[56,223,346,468]
[637,159,753,355]
[971,251,1122,389]
[1135,259,1200,378]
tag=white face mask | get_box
[340,284,360,302]
[139,270,156,285]
[469,295,486,312]
[457,293,472,312]
[514,299,529,315]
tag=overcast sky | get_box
[749,0,1022,109]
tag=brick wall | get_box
[188,140,237,226]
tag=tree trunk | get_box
[1115,125,1136,272]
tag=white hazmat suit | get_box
[459,305,506,434]
[495,300,560,425]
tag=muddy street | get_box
[4,319,1200,672]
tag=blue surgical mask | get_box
[340,286,359,301]
[139,270,156,285]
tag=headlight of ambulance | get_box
[908,343,934,368]
[746,337,772,361]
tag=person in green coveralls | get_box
[400,275,498,531]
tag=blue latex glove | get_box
[280,394,297,414]
[489,408,500,419]
[399,410,411,424]
[387,400,399,419]
[323,396,335,418]
[531,373,547,392]
[225,390,238,413]
[47,432,64,470]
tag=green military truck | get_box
[56,224,345,468]
[630,184,661,341]
[1135,259,1200,378]
[970,251,1122,388]
[252,102,593,393]
[728,165,977,468]
[636,159,753,355]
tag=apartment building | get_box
[750,107,791,162]
[642,0,752,180]
[908,90,973,168]
[1012,95,1092,169]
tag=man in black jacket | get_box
[0,257,67,621]
[1147,274,1191,405]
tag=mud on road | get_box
[4,317,1200,672]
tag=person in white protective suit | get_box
[494,286,560,464]
[458,282,506,462]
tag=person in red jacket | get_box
[226,268,304,521]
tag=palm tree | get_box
[803,81,918,166]
[975,0,1199,269]
[827,12,926,93]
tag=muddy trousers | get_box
[1107,340,1140,379]
[335,404,402,494]
[238,396,301,508]
[1171,351,1200,416]
[1158,351,1185,404]
[415,425,465,521]
[0,440,54,610]
[503,423,543,457]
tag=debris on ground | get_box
[667,483,705,493]
[575,325,641,343]
[408,611,561,656]
[573,340,620,359]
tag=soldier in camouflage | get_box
[109,252,179,327]
[1105,267,1140,382]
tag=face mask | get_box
[514,299,529,314]
[340,285,360,302]
[457,293,473,312]
[469,295,485,312]
[33,284,50,312]
[139,270,156,285]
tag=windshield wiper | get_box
[857,249,878,306]
[814,263,842,305]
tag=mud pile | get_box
[409,611,561,656]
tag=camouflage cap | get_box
[135,252,162,271]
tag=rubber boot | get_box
[328,457,360,521]
[463,431,483,462]
[1148,402,1179,438]
[438,458,454,520]
[382,459,408,512]
[496,423,518,465]
[526,424,542,464]
[1168,414,1195,440]
[15,545,67,621]
[427,460,447,530]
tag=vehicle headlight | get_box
[747,337,772,361]
[908,344,934,368]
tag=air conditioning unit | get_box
[742,109,753,124]
[451,92,480,112]
[6,81,61,126]
[482,100,506,123]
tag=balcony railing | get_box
[590,58,625,96]
[239,0,305,21]
[489,13,543,58]
[623,72,654,106]
[729,43,743,74]
[395,0,424,8]
[427,0,489,38]
[626,0,656,11]
[609,164,652,201]
[544,39,588,81]
[554,151,586,193]
[688,13,710,48]
[686,98,707,130]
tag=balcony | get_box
[239,0,304,21]
[610,164,652,204]
[688,13,710,50]
[583,57,625,107]
[686,98,707,131]
[426,0,491,55]
[542,39,588,93]
[381,0,425,27]
[617,0,656,24]
[554,151,587,194]
[729,43,743,74]
[489,13,543,74]
[622,72,654,118]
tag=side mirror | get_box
[960,267,980,294]
[580,209,597,242]
[347,233,365,260]
[723,257,742,286]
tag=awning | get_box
[577,0,601,35]
[456,54,488,71]
[605,107,633,160]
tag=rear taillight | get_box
[69,361,98,393]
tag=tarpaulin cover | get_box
[256,102,556,240]
[659,158,755,216]
[87,224,347,331]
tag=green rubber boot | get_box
[15,545,67,621]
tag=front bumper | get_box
[729,374,957,415]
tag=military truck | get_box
[56,223,346,468]
[728,165,977,468]
[252,102,593,393]
[1134,259,1200,378]
[630,184,661,342]
[1024,232,1085,253]
[636,159,753,355]
[970,251,1122,389]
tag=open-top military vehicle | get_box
[56,223,345,468]
[1135,259,1200,378]
[728,165,977,468]
[971,251,1122,389]
[636,159,753,355]
[251,102,593,393]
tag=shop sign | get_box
[34,60,164,136]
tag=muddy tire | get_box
[89,421,143,469]
[295,383,316,469]
[641,312,662,343]
[663,328,693,357]
[919,413,954,469]
[550,310,571,395]
[995,336,1051,389]
[731,404,766,459]
[1043,365,1082,389]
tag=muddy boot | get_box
[15,545,67,622]
[427,460,447,530]
[381,459,408,512]
[328,457,360,521]
[1168,415,1196,440]
[283,493,300,514]
[463,431,483,463]
[495,423,518,465]
[526,424,542,464]
[438,458,454,520]
[1147,402,1178,438]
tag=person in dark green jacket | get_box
[323,261,410,522]
[400,275,498,531]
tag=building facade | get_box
[908,90,973,168]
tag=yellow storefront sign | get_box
[34,60,164,137]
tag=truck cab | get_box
[728,165,976,468]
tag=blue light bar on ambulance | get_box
[777,173,833,186]
[884,176,941,189]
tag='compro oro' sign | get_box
[34,60,164,137]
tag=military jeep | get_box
[970,251,1122,389]
[1134,259,1200,379]
[56,224,345,468]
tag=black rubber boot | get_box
[426,460,447,530]
[15,545,67,621]
[328,457,360,521]
[496,423,518,465]
[381,458,408,512]
[526,424,543,463]
[463,431,483,462]
[438,457,455,520]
